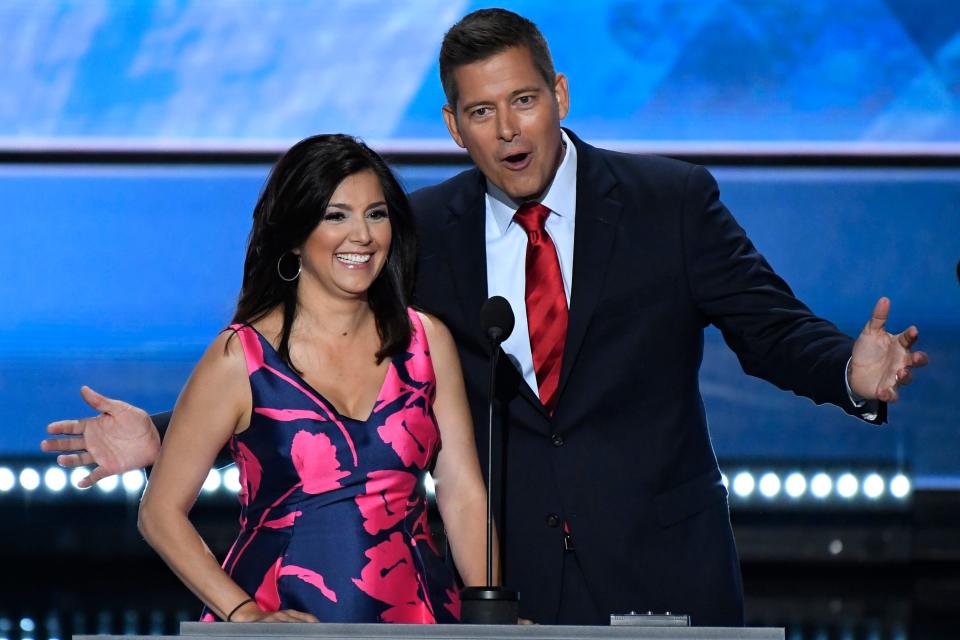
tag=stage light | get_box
[96,610,113,634]
[0,467,14,492]
[784,472,806,498]
[862,473,884,499]
[122,470,145,493]
[20,467,41,491]
[202,469,221,493]
[44,467,68,492]
[424,472,436,497]
[148,610,165,635]
[69,468,88,489]
[19,619,35,633]
[810,472,832,498]
[759,472,781,498]
[890,474,911,499]
[223,466,241,492]
[96,474,119,493]
[836,473,858,499]
[45,613,61,640]
[123,610,138,634]
[71,612,86,636]
[732,472,755,497]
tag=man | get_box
[44,8,926,627]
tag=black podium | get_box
[75,621,783,640]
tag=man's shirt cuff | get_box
[845,356,880,422]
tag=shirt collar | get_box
[486,129,578,234]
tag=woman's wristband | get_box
[226,597,255,622]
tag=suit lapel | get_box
[440,169,489,339]
[441,169,546,418]
[556,132,623,405]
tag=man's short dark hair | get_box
[439,8,556,108]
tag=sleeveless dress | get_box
[202,309,461,623]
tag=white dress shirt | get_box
[485,131,577,399]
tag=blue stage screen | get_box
[1,163,957,485]
[2,0,959,147]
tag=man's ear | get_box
[554,73,570,121]
[442,104,466,148]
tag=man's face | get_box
[443,46,569,201]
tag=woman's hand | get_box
[229,600,319,623]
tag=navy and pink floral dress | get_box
[202,309,460,623]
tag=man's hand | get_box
[40,386,161,488]
[849,297,929,403]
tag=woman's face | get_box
[297,169,392,300]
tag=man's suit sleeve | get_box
[680,164,886,423]
[152,411,172,437]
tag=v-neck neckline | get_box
[247,325,394,423]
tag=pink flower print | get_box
[377,411,437,469]
[254,557,283,612]
[355,470,418,535]
[263,510,302,530]
[443,587,461,620]
[234,441,262,506]
[410,500,439,555]
[352,532,434,623]
[279,564,338,603]
[291,430,350,494]
[233,325,266,375]
[406,333,436,385]
[380,602,437,624]
[254,558,339,611]
[373,365,434,415]
[254,408,329,423]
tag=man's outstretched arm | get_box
[41,386,176,488]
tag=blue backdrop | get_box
[2,0,960,145]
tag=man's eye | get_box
[517,95,533,105]
[472,107,489,118]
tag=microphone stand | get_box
[460,325,519,624]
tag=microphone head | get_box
[481,296,515,343]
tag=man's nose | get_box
[497,109,519,142]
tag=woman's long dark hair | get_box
[231,134,416,368]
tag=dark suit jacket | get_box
[410,130,883,625]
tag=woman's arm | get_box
[419,312,498,587]
[137,330,317,623]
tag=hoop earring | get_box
[277,251,301,282]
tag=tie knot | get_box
[513,202,551,234]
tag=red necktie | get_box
[513,202,568,415]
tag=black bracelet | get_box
[226,597,255,622]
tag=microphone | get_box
[481,295,515,343]
[460,297,519,624]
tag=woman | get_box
[138,134,491,624]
